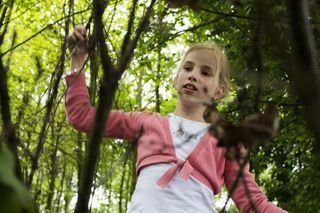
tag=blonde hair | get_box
[177,42,230,96]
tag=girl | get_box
[66,25,286,212]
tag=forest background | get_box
[0,0,320,212]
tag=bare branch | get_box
[0,56,23,180]
[156,16,226,49]
[120,0,138,56]
[1,8,90,56]
[0,0,23,181]
[75,1,156,212]
[199,7,256,20]
[220,149,255,212]
[3,0,42,25]
[287,0,320,153]
[248,3,263,113]
[0,0,14,45]
[27,2,72,187]
[118,0,157,73]
[75,1,115,212]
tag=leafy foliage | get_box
[0,145,35,213]
[0,0,319,212]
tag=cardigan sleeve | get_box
[65,71,143,140]
[224,158,286,213]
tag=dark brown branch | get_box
[249,3,263,113]
[199,7,256,20]
[0,4,8,30]
[75,1,115,212]
[75,1,156,212]
[118,0,157,72]
[0,54,23,180]
[220,149,254,212]
[0,0,22,181]
[120,0,138,56]
[156,16,226,49]
[27,3,72,187]
[89,50,98,106]
[287,0,320,153]
[70,0,75,26]
[0,0,14,45]
[106,0,119,33]
[155,45,161,113]
[241,174,258,213]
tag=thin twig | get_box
[155,16,226,50]
[1,8,90,56]
[97,126,143,186]
[27,3,72,187]
[199,7,256,20]
[2,0,43,25]
[118,0,157,73]
[220,148,252,212]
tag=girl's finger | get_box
[74,25,87,37]
[73,30,85,41]
[67,34,77,43]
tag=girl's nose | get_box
[188,76,197,82]
[188,70,198,82]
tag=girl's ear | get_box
[213,85,225,100]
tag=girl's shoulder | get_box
[112,110,165,122]
[139,111,166,122]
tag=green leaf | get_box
[0,145,35,213]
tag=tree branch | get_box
[199,7,256,20]
[287,0,320,153]
[156,16,226,49]
[120,0,138,57]
[27,2,72,187]
[1,8,90,56]
[75,1,156,212]
[0,0,23,181]
[118,0,156,73]
[75,0,116,212]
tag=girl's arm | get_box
[65,71,143,139]
[224,158,287,213]
[65,25,143,139]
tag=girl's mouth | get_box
[183,83,198,91]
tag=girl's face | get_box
[174,48,223,105]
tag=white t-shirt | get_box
[127,114,216,213]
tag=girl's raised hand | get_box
[67,25,88,70]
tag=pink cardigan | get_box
[65,71,285,213]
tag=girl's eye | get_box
[184,66,192,71]
[202,71,211,77]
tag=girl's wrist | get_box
[71,55,86,71]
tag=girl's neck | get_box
[174,100,206,123]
